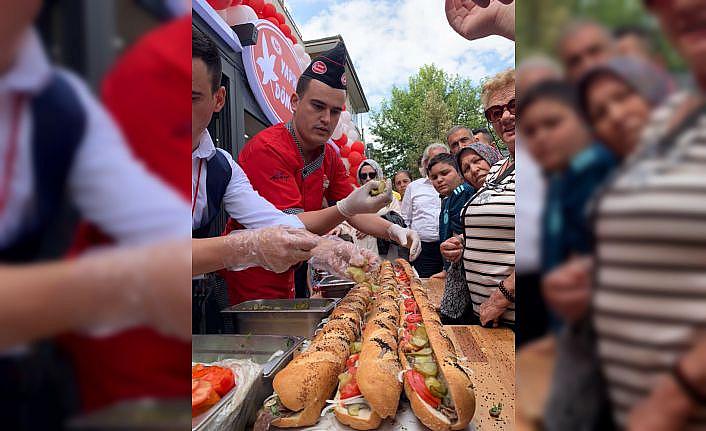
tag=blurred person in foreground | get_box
[0,1,194,427]
[437,144,502,325]
[440,69,516,328]
[557,20,615,83]
[393,170,412,199]
[514,55,564,346]
[588,0,706,429]
[519,81,619,431]
[401,143,449,277]
[578,56,674,159]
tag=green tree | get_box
[368,64,489,178]
[516,0,685,71]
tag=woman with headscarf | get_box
[440,68,517,328]
[578,55,673,159]
[438,142,503,324]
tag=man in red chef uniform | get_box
[225,43,421,304]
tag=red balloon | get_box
[275,12,286,25]
[333,133,347,148]
[279,24,292,37]
[207,0,231,10]
[349,162,360,178]
[287,34,297,44]
[263,3,277,17]
[351,141,365,154]
[266,17,279,26]
[231,0,242,4]
[348,151,364,166]
[340,145,351,158]
[248,0,264,13]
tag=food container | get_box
[222,299,337,337]
[316,275,355,298]
[67,398,191,430]
[192,335,304,430]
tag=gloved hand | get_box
[387,224,422,261]
[309,236,380,279]
[222,226,320,273]
[74,239,192,341]
[336,179,393,218]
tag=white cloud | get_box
[293,0,515,132]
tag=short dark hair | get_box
[192,28,222,93]
[296,75,313,97]
[472,127,493,142]
[517,80,581,120]
[427,153,459,174]
[393,170,412,184]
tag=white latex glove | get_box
[388,224,421,261]
[223,226,320,273]
[309,236,380,279]
[336,179,393,218]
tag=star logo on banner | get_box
[257,35,278,85]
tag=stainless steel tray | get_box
[222,299,337,337]
[192,334,303,378]
[193,335,304,431]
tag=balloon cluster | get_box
[207,0,311,70]
[330,109,366,185]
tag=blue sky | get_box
[282,0,515,134]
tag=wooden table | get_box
[422,278,516,430]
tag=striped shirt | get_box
[461,158,516,325]
[593,92,706,429]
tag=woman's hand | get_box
[440,235,463,263]
[445,0,515,41]
[626,374,692,431]
[541,256,592,323]
[430,270,447,280]
[479,273,513,326]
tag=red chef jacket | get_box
[224,122,353,304]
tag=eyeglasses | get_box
[359,172,377,180]
[484,98,516,123]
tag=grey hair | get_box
[556,19,614,55]
[421,142,450,176]
[446,125,471,143]
[517,55,564,80]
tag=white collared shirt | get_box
[0,29,189,248]
[400,177,441,242]
[191,130,303,230]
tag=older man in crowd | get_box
[557,19,614,82]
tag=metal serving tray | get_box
[192,335,304,431]
[222,299,337,337]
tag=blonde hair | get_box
[481,68,516,109]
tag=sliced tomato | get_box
[192,379,221,416]
[407,323,418,333]
[192,364,209,378]
[340,380,361,399]
[346,354,360,369]
[406,370,440,408]
[199,367,236,396]
[406,313,422,324]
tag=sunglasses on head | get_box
[359,172,377,180]
[484,98,516,123]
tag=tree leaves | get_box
[368,64,487,178]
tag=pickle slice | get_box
[425,376,447,398]
[408,347,433,356]
[414,361,438,377]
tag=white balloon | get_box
[293,43,306,58]
[225,5,257,26]
[339,111,352,124]
[332,121,344,140]
[347,125,360,142]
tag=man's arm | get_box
[348,213,393,239]
[297,206,346,235]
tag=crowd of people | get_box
[513,2,706,430]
